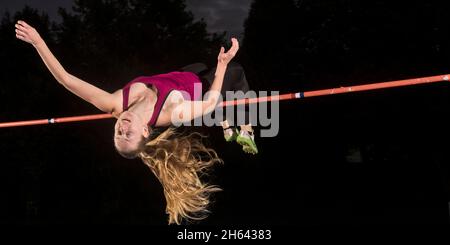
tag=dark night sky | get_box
[0,0,252,38]
[1,0,449,230]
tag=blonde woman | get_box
[15,20,257,224]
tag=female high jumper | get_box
[15,20,257,224]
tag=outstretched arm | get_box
[173,38,239,124]
[15,20,120,114]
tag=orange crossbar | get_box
[1,74,448,128]
[0,114,114,128]
[219,74,450,107]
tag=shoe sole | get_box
[236,136,258,155]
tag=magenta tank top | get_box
[122,71,202,126]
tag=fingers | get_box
[15,21,30,40]
[16,34,26,41]
[231,38,239,49]
[15,20,32,43]
[15,25,28,42]
[17,20,31,29]
[217,38,240,64]
[15,23,27,32]
[16,20,33,34]
[226,38,239,56]
[15,29,26,36]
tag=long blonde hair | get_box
[138,127,223,225]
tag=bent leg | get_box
[202,62,258,154]
[226,63,258,154]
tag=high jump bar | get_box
[1,74,448,128]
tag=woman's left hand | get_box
[15,20,43,47]
[218,38,239,66]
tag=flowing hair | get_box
[138,127,223,225]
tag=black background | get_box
[0,0,449,229]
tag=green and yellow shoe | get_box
[236,130,259,155]
[223,127,239,142]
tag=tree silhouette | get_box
[242,0,450,91]
[56,0,224,85]
[0,0,225,116]
[241,0,300,91]
[1,0,449,226]
[0,1,225,225]
[241,0,450,225]
[0,7,57,120]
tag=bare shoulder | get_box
[111,89,123,118]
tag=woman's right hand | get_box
[217,38,239,66]
[15,20,43,47]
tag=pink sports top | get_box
[122,71,202,126]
